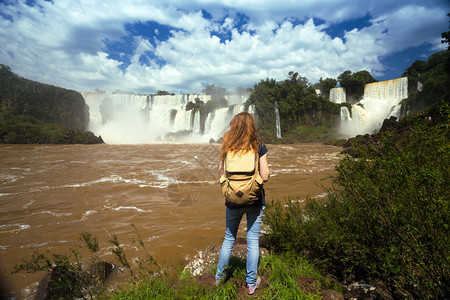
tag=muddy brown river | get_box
[0,143,341,299]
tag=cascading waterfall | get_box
[274,100,282,139]
[82,92,252,144]
[329,87,346,104]
[336,77,408,137]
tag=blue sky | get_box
[0,0,448,94]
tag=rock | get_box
[35,266,81,300]
[344,281,378,300]
[35,271,51,300]
[380,116,399,132]
[320,289,345,300]
[35,261,113,300]
[89,261,113,283]
[183,238,268,276]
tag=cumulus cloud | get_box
[0,0,447,93]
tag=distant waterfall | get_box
[338,77,408,137]
[275,100,282,139]
[329,87,346,103]
[82,93,252,144]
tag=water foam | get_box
[0,223,31,233]
[32,211,72,217]
[105,206,152,213]
[81,210,97,221]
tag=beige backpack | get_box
[219,150,264,206]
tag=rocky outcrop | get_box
[0,65,104,144]
[35,261,113,300]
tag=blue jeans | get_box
[216,205,264,286]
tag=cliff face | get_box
[0,65,103,144]
[0,65,87,130]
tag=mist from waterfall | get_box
[336,77,408,137]
[82,93,251,144]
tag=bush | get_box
[264,107,449,298]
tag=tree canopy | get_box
[338,70,377,102]
[247,72,340,142]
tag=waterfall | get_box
[274,101,282,139]
[338,77,408,137]
[247,104,256,115]
[329,87,346,103]
[82,92,252,144]
[340,106,351,123]
[192,111,201,134]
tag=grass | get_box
[105,253,339,299]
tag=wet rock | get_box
[344,281,378,300]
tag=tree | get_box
[246,74,340,142]
[338,70,377,101]
[403,60,428,77]
[286,71,309,87]
[157,90,171,95]
[318,77,337,98]
[441,13,450,51]
[402,50,449,112]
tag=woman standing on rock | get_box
[216,112,270,295]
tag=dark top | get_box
[225,143,268,208]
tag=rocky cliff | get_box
[0,65,103,144]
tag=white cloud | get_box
[0,0,448,93]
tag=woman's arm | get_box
[259,153,270,182]
[219,160,224,177]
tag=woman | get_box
[215,112,270,295]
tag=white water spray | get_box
[82,93,252,144]
[335,77,408,137]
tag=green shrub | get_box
[264,108,449,299]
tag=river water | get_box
[0,143,341,299]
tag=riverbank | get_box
[105,238,345,299]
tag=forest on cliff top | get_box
[0,65,103,144]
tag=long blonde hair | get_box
[221,112,261,161]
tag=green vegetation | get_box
[313,77,337,98]
[14,226,161,299]
[337,70,377,102]
[108,253,337,299]
[0,64,103,144]
[264,104,450,299]
[246,72,341,143]
[15,225,339,299]
[0,113,103,144]
[156,90,175,95]
[14,232,106,299]
[402,50,449,114]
